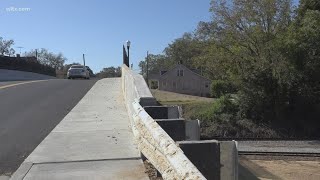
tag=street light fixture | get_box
[126,40,131,65]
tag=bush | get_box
[196,95,240,137]
[191,96,237,119]
[210,80,236,98]
[183,95,280,139]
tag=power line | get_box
[16,46,24,55]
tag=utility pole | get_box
[16,46,24,56]
[141,65,144,75]
[35,49,38,61]
[146,51,149,87]
[83,54,86,66]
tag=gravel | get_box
[237,140,320,153]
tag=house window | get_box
[180,70,184,76]
[177,70,184,76]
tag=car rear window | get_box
[71,65,84,68]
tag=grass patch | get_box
[151,89,214,105]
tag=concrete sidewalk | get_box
[11,78,148,180]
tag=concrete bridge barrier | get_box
[122,65,238,180]
[122,65,206,179]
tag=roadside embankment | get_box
[0,69,56,81]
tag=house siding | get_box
[158,64,211,97]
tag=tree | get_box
[26,48,66,69]
[164,33,204,68]
[200,0,320,136]
[86,66,94,77]
[139,54,173,77]
[191,41,233,80]
[278,0,320,135]
[0,37,15,56]
[208,0,292,71]
[202,0,294,122]
[96,66,121,78]
[134,0,320,137]
[297,0,320,19]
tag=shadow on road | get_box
[239,156,281,180]
[239,164,260,180]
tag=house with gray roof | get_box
[149,64,211,97]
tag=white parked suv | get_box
[67,65,90,79]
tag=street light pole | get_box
[83,54,86,66]
[127,46,130,63]
[146,51,149,87]
[35,49,38,61]
[126,40,131,66]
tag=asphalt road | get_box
[0,79,97,174]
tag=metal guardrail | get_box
[121,65,206,180]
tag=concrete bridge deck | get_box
[11,78,148,180]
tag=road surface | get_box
[0,79,97,175]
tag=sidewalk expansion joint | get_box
[52,128,131,133]
[32,157,143,165]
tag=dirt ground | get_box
[239,156,320,180]
[143,160,162,180]
[144,157,320,180]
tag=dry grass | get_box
[150,89,215,105]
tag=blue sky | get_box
[0,0,212,73]
[0,0,300,73]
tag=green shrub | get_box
[183,95,280,138]
[210,80,236,98]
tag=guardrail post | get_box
[220,141,238,180]
[143,106,181,119]
[139,98,158,107]
[140,102,238,179]
[185,120,200,140]
[177,140,221,180]
[144,106,185,141]
[155,119,186,141]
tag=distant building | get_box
[149,64,211,97]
